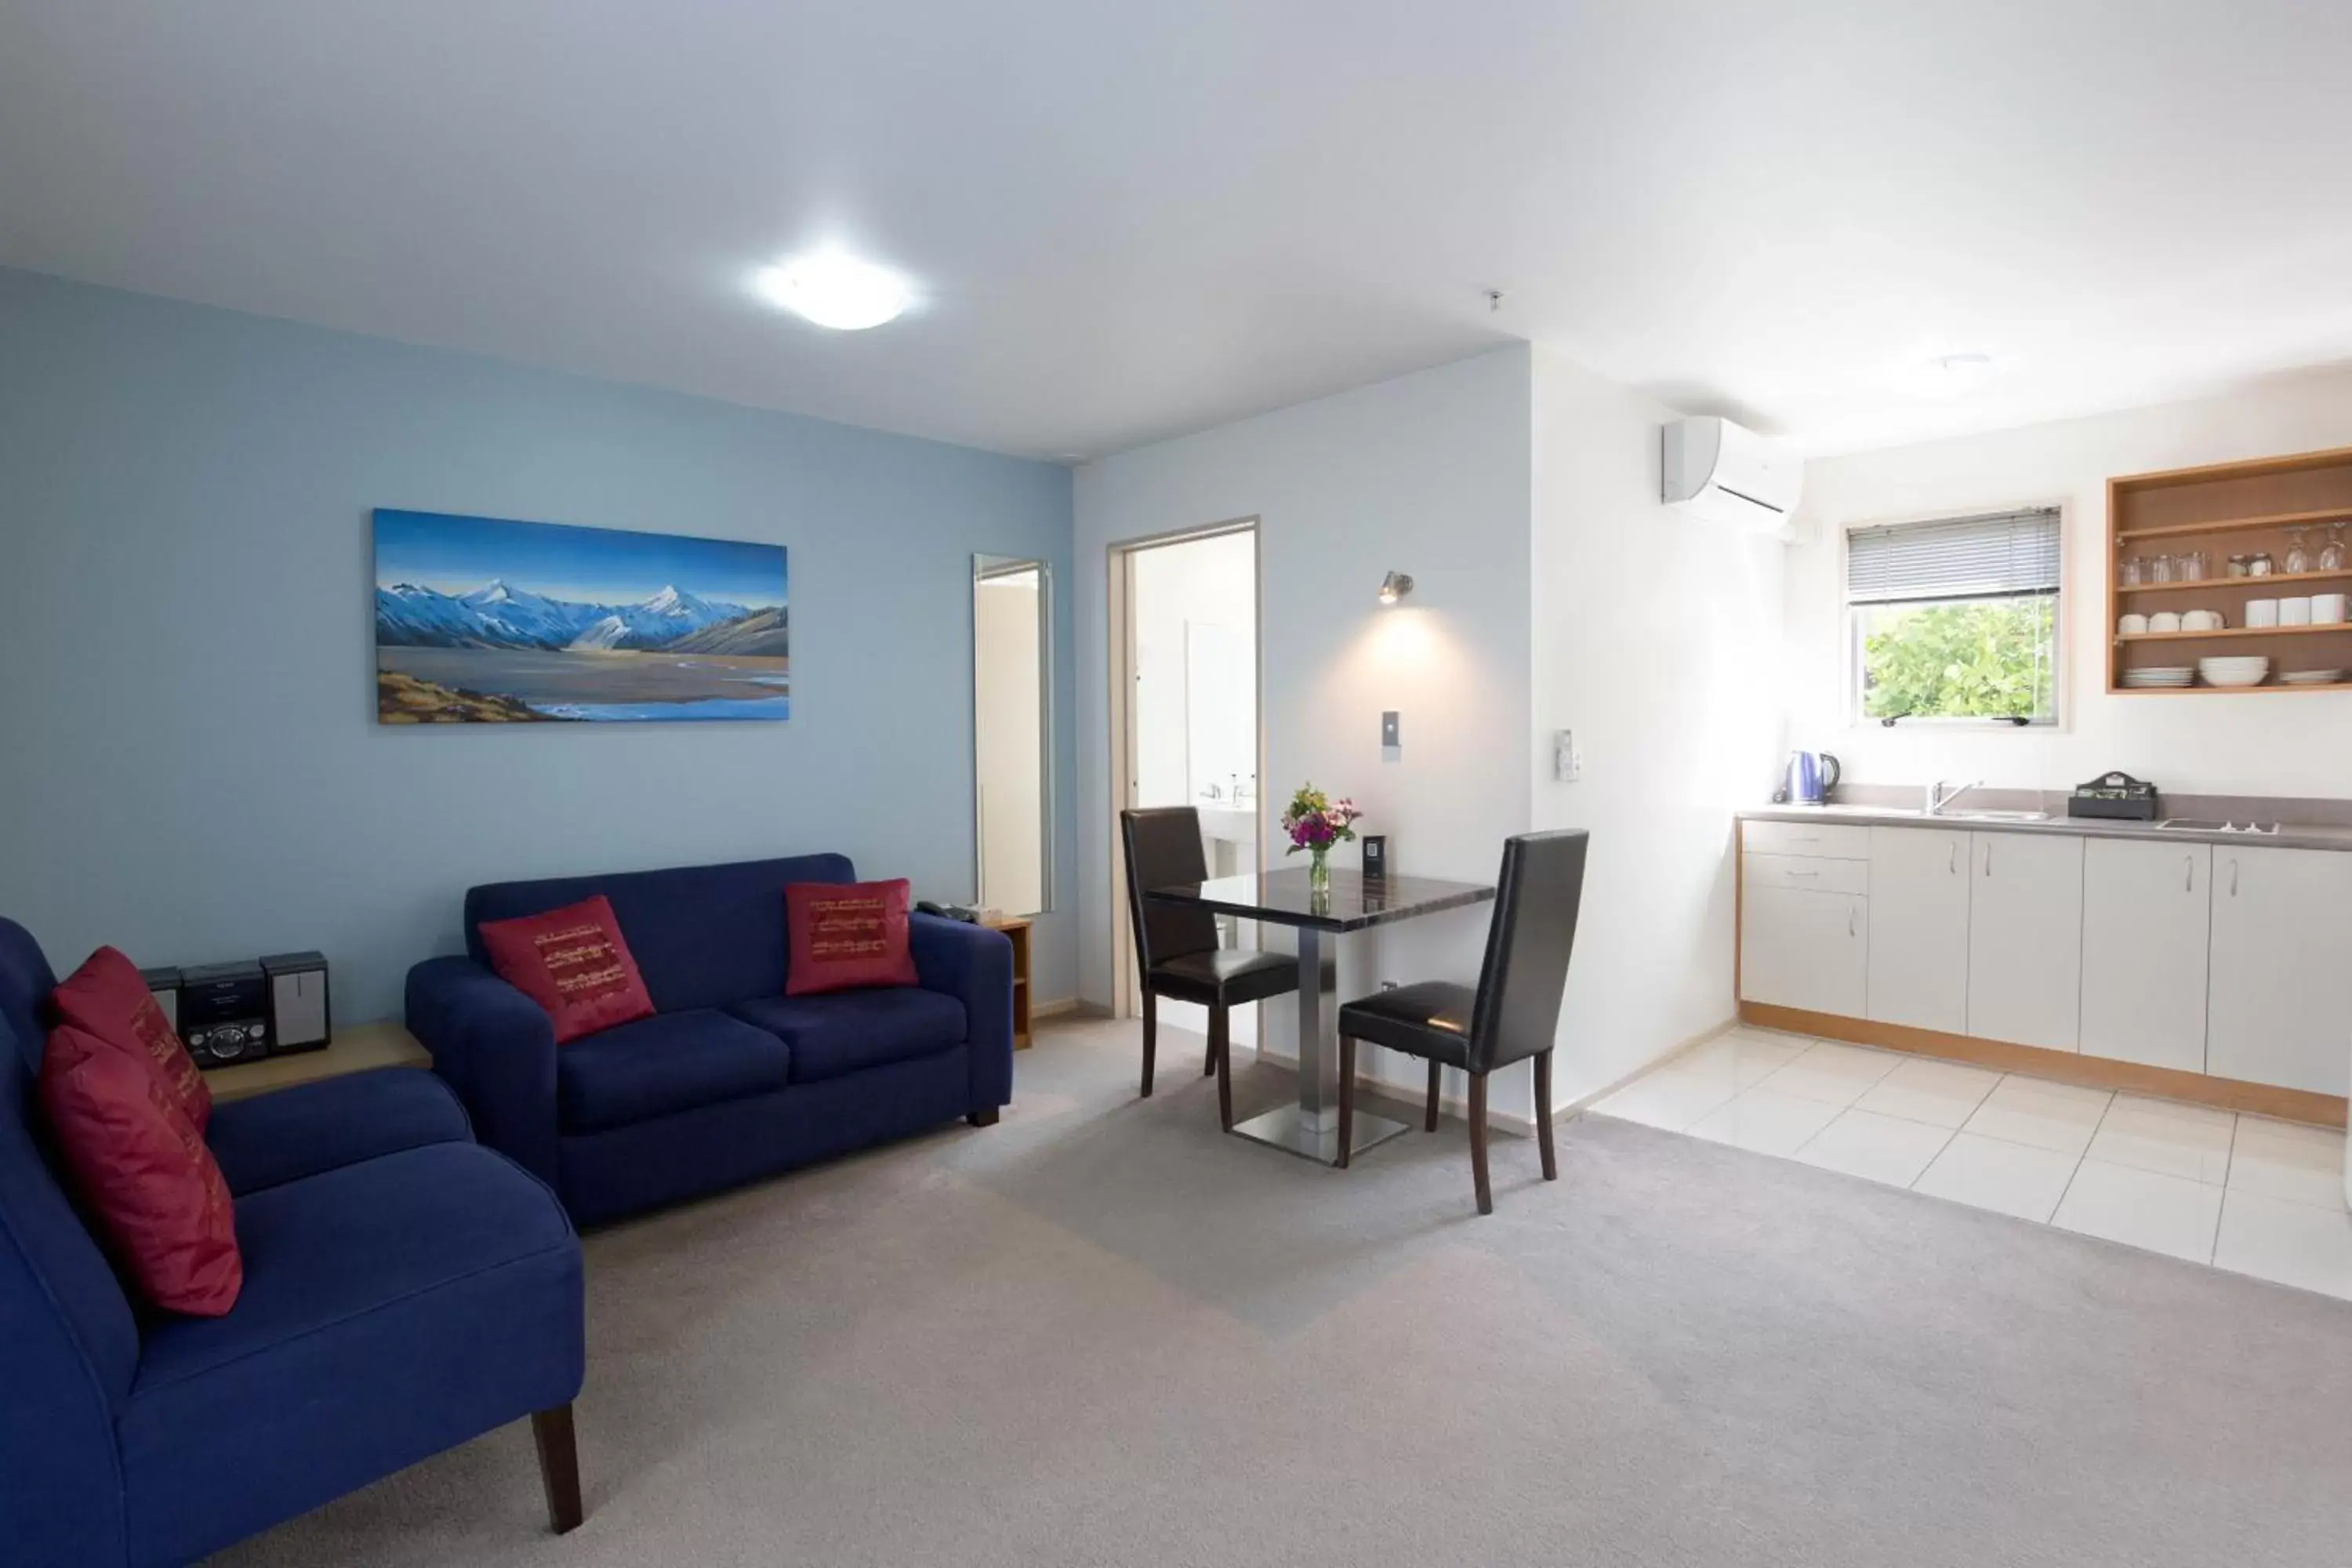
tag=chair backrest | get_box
[0,917,138,1563]
[1120,808,1219,971]
[463,852,857,1011]
[1467,831,1590,1073]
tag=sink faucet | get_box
[1924,779,1984,816]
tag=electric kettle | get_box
[1783,751,1841,806]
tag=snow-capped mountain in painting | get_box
[374,581,753,652]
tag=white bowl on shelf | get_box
[2198,656,2270,688]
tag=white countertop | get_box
[1740,803,2352,853]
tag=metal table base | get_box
[1227,925,1409,1163]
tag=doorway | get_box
[1108,522,1262,1041]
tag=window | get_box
[1846,506,2061,725]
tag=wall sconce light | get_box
[1377,571,1414,605]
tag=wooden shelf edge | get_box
[2117,622,2352,642]
[2111,442,2352,494]
[2115,505,2352,542]
[2107,682,2350,695]
[2115,566,2352,594]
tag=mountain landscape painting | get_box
[372,510,789,723]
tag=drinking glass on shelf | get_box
[2122,555,2145,586]
[2284,527,2311,575]
[2150,553,2174,583]
[2321,524,2346,572]
[2176,550,2205,581]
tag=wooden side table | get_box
[984,917,1033,1048]
[201,1020,433,1104]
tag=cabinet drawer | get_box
[1744,852,1869,895]
[1742,819,1870,859]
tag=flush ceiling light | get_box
[753,252,909,330]
[1378,571,1415,604]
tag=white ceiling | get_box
[5,2,2351,462]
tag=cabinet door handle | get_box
[1848,906,1857,938]
[1983,840,1992,877]
[1786,869,1820,878]
[2229,858,2239,897]
[2184,856,2194,893]
[1949,841,1958,874]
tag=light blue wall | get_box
[0,268,1076,1019]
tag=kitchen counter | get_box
[1741,802,2352,854]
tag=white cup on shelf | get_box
[2314,593,2348,625]
[2118,612,2149,635]
[2281,597,2314,626]
[2149,611,2182,633]
[2183,609,2223,632]
[2247,598,2280,628]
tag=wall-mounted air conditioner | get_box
[1661,416,1800,535]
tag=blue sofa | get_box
[407,852,1014,1226]
[0,917,586,1567]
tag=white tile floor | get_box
[1590,1026,2352,1299]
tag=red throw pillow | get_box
[41,1024,243,1316]
[786,879,919,996]
[477,895,656,1044]
[50,946,212,1134]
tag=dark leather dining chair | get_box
[1334,829,1588,1214]
[1120,807,1300,1130]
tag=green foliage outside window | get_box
[1859,597,2056,722]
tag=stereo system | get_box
[142,952,332,1070]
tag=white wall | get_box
[1530,349,1789,1103]
[1784,369,2352,798]
[1075,347,1536,1110]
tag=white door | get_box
[2207,846,2352,1095]
[1741,887,1867,1017]
[2079,839,2211,1073]
[1965,831,2085,1052]
[1866,826,1971,1033]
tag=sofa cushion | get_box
[466,853,857,1014]
[205,1068,471,1197]
[730,988,967,1083]
[556,1009,791,1134]
[477,894,656,1044]
[119,1142,583,1568]
[50,945,212,1132]
[785,878,918,995]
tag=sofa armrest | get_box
[405,956,560,1188]
[909,915,1013,1112]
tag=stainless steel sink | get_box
[2156,818,2281,835]
[1949,809,2053,822]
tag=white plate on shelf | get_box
[2280,668,2346,685]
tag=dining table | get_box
[1144,866,1497,1163]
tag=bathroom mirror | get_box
[973,555,1053,916]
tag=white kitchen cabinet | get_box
[2205,846,2352,1096]
[2078,839,2211,1073]
[1965,831,2085,1052]
[1865,826,1971,1033]
[1740,887,1867,1018]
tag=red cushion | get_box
[477,894,657,1044]
[40,1024,243,1316]
[785,879,919,996]
[50,946,212,1134]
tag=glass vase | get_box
[1308,846,1331,895]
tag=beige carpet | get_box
[216,1018,2352,1566]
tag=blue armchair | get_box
[408,853,1014,1226]
[0,918,586,1566]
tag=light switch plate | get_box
[1381,710,1400,749]
[1554,729,1581,782]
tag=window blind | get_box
[1846,507,2061,604]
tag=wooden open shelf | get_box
[2116,566,2352,595]
[2114,505,2352,543]
[2107,445,2352,695]
[2117,622,2352,643]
